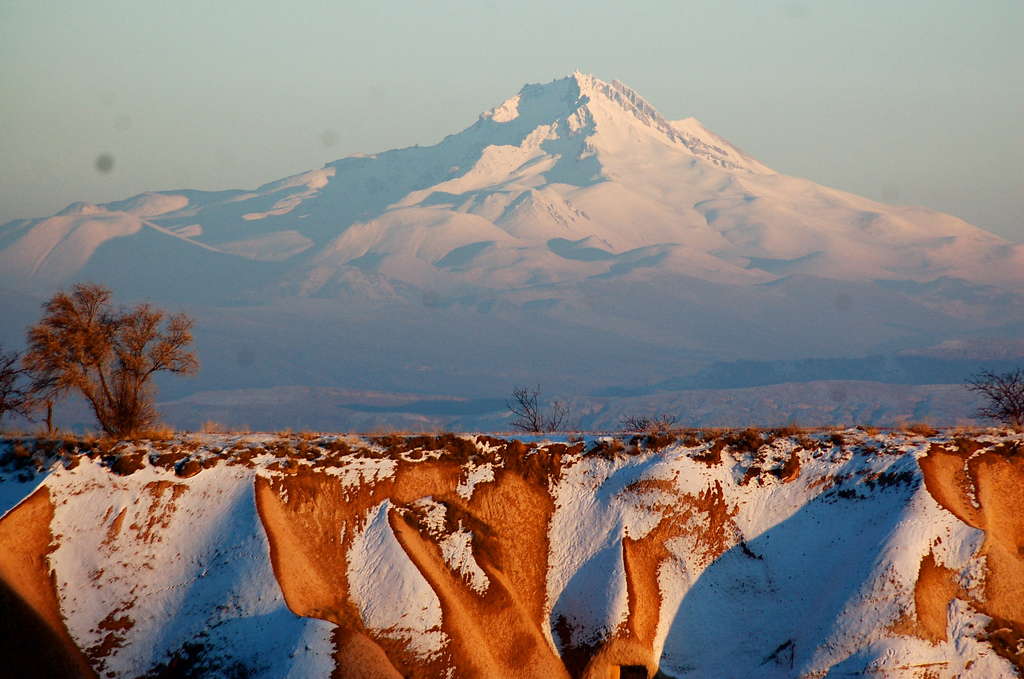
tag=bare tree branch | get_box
[619,413,678,433]
[0,344,33,426]
[965,368,1024,429]
[506,384,575,433]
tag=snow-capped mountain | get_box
[1,73,1021,427]
[3,72,1021,296]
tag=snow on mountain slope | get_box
[106,192,190,218]
[0,206,144,285]
[669,116,774,175]
[1,72,1020,295]
[2,430,1023,678]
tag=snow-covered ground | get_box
[1,73,1022,429]
[1,428,1022,678]
[39,449,335,678]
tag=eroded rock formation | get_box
[0,429,1021,678]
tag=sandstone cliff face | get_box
[0,429,1021,678]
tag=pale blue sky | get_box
[2,0,1021,240]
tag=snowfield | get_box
[1,428,1022,678]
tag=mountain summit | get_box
[477,72,774,175]
[1,74,1022,428]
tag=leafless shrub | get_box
[966,368,1024,429]
[588,437,625,459]
[506,385,574,433]
[722,428,764,454]
[903,422,938,438]
[0,344,32,427]
[619,412,678,434]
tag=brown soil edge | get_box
[330,628,404,679]
[0,486,98,678]
[254,453,571,678]
[918,445,983,529]
[915,551,965,643]
[253,475,403,679]
[918,441,1024,672]
[253,475,348,622]
[562,515,685,679]
[554,478,740,679]
[388,505,571,679]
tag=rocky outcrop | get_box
[0,429,1021,678]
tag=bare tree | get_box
[620,413,678,433]
[0,344,32,427]
[965,368,1024,429]
[23,283,198,437]
[506,385,573,433]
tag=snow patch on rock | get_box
[347,500,447,660]
[440,526,489,595]
[46,456,335,678]
[457,461,494,500]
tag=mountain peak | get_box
[481,73,773,175]
[480,72,588,124]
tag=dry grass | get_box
[588,438,625,459]
[638,431,678,452]
[200,420,225,434]
[692,439,726,466]
[720,428,764,454]
[902,422,939,438]
[197,420,252,434]
[139,425,175,441]
[827,431,846,448]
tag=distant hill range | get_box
[1,73,1021,429]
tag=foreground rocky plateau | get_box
[1,427,1023,678]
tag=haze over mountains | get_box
[1,73,1021,430]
